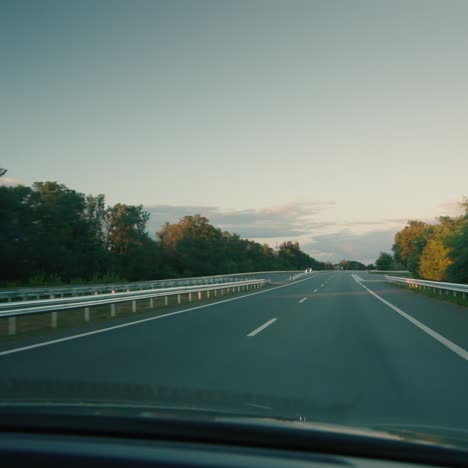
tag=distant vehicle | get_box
[305,268,313,273]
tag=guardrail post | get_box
[8,317,16,335]
[198,291,202,300]
[150,297,154,308]
[177,294,181,305]
[111,303,116,317]
[132,300,137,312]
[453,291,457,297]
[51,311,58,328]
[84,307,90,322]
[188,292,192,302]
[463,293,466,300]
[214,289,217,297]
[238,286,240,293]
[165,296,168,306]
[221,289,224,296]
[207,290,210,299]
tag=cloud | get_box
[144,201,336,239]
[437,199,466,217]
[144,202,407,264]
[0,177,21,187]
[303,228,398,265]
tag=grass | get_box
[395,283,468,308]
[0,284,271,343]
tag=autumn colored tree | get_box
[392,220,433,275]
[418,217,463,281]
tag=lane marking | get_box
[0,275,317,357]
[313,289,318,293]
[298,297,308,303]
[245,403,272,410]
[354,278,468,362]
[247,318,277,337]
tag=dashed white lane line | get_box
[247,318,278,337]
[354,277,468,362]
[0,275,318,357]
[313,289,319,293]
[298,297,308,304]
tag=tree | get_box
[375,252,394,270]
[0,184,36,283]
[106,203,159,280]
[445,213,468,284]
[392,220,432,274]
[418,217,463,281]
[107,204,150,256]
[157,215,225,276]
[277,241,322,270]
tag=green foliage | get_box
[445,217,468,283]
[392,220,432,275]
[375,252,394,270]
[335,259,366,270]
[0,180,326,286]
[157,216,324,277]
[388,201,468,283]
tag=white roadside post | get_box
[51,311,58,328]
[8,317,16,336]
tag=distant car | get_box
[305,268,313,273]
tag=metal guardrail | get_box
[369,270,410,274]
[0,271,302,302]
[0,279,267,318]
[385,275,468,297]
[0,279,270,336]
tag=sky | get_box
[2,0,467,264]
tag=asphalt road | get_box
[2,271,468,432]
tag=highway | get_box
[1,271,468,432]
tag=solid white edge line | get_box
[298,297,308,303]
[354,278,468,362]
[247,318,277,337]
[0,274,318,357]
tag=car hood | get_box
[0,378,467,453]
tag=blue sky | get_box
[2,0,467,263]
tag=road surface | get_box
[1,272,468,432]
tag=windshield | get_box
[2,0,468,450]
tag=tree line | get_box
[1,175,331,286]
[374,200,468,283]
